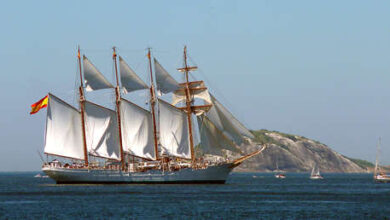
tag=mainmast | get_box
[181,46,196,163]
[77,46,89,167]
[147,48,159,160]
[112,47,125,170]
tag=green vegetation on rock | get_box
[344,157,374,169]
[250,129,278,145]
[244,129,367,173]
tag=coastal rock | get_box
[234,130,366,173]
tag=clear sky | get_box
[1,0,390,171]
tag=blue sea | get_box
[0,172,389,219]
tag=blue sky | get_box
[1,0,390,171]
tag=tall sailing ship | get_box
[37,46,265,184]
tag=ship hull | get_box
[42,163,234,184]
[374,174,390,183]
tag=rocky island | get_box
[234,130,374,173]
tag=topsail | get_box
[172,81,212,107]
[154,58,180,95]
[83,55,114,91]
[119,56,149,93]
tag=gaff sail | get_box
[44,94,85,160]
[84,101,121,160]
[120,98,155,160]
[158,99,191,159]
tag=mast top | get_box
[147,47,151,59]
[77,45,84,89]
[177,46,197,72]
[112,46,117,58]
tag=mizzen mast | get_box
[147,48,160,160]
[77,46,89,167]
[112,47,125,170]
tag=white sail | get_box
[158,99,191,159]
[316,168,321,176]
[197,115,241,156]
[311,164,320,176]
[172,81,212,107]
[154,58,180,95]
[83,55,114,91]
[311,166,315,176]
[206,95,254,145]
[119,56,149,93]
[44,94,85,160]
[84,101,121,160]
[375,138,381,176]
[120,98,155,160]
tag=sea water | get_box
[0,172,389,219]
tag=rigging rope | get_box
[187,54,252,130]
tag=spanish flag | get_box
[30,95,48,115]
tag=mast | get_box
[77,46,89,167]
[374,137,381,177]
[182,46,196,163]
[147,48,159,160]
[112,47,125,170]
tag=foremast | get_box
[77,46,89,167]
[112,47,126,170]
[147,48,160,160]
[177,46,211,163]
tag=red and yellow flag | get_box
[30,95,48,115]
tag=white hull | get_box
[310,175,323,180]
[374,174,390,183]
[275,174,286,179]
[43,163,234,184]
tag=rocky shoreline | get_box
[234,130,371,173]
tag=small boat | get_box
[374,138,390,182]
[274,159,286,178]
[275,173,286,179]
[310,163,323,180]
[375,173,390,182]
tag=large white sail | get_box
[84,101,121,160]
[206,95,254,145]
[154,58,180,95]
[120,98,155,160]
[119,56,149,93]
[44,94,85,160]
[197,115,241,156]
[172,81,212,107]
[83,55,114,91]
[158,99,191,159]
